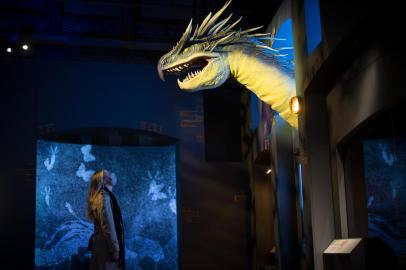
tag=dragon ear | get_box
[173,18,193,53]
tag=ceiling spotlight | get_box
[22,44,29,51]
[266,168,272,174]
[290,96,303,114]
[6,47,12,53]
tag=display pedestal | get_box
[323,238,365,270]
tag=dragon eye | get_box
[183,48,189,53]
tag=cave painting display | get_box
[363,138,406,254]
[35,140,178,269]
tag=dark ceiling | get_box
[0,0,281,63]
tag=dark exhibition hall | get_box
[0,0,405,269]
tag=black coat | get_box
[89,189,125,270]
[104,187,125,270]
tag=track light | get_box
[290,96,303,114]
[266,168,272,174]
[6,47,12,53]
[22,44,29,51]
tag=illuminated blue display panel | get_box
[273,19,294,63]
[35,140,178,269]
[363,138,406,254]
[304,0,322,55]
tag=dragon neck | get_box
[227,49,298,128]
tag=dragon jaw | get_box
[158,51,231,91]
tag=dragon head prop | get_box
[157,0,278,91]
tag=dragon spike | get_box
[208,13,233,36]
[275,46,294,50]
[241,25,263,34]
[222,16,242,34]
[209,32,235,51]
[196,12,212,37]
[255,44,279,52]
[250,33,272,37]
[192,23,200,39]
[261,37,286,41]
[174,18,193,53]
[256,37,288,43]
[197,0,232,37]
[218,32,235,43]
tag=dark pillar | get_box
[271,116,300,270]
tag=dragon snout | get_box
[157,57,165,81]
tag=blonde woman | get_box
[87,169,125,270]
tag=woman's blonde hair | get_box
[87,169,113,220]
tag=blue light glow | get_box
[304,0,322,55]
[35,140,178,269]
[298,162,304,217]
[273,19,295,63]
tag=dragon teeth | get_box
[179,69,203,83]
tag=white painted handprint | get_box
[378,143,396,166]
[76,163,95,182]
[43,185,51,207]
[44,146,58,171]
[80,145,96,162]
[144,170,168,201]
[167,187,177,214]
[148,180,168,201]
